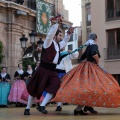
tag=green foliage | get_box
[0,41,4,64]
[20,58,36,71]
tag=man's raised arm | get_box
[44,23,59,48]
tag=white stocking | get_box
[57,102,62,106]
[26,95,34,109]
[40,93,54,106]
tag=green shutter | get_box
[36,0,51,35]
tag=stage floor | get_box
[0,105,120,120]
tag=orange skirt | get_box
[52,61,120,108]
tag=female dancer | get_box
[52,33,120,115]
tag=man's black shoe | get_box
[74,110,88,115]
[24,109,30,115]
[55,106,62,111]
[84,106,98,114]
[36,106,48,114]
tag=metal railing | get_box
[6,0,36,10]
[106,9,120,21]
[5,0,55,16]
[104,47,120,60]
[26,0,36,10]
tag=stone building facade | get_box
[81,0,120,84]
[0,0,72,78]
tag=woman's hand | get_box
[6,79,11,82]
[24,77,28,80]
[93,54,99,64]
[15,76,20,80]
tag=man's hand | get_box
[50,14,63,23]
[67,50,72,53]
[36,47,42,52]
[67,27,74,34]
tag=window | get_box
[107,30,115,47]
[116,29,120,47]
[68,44,73,51]
[87,28,91,40]
[75,34,77,41]
[106,0,120,21]
[69,34,73,42]
[107,0,114,18]
[105,29,120,59]
[86,3,91,26]
[107,29,120,48]
[116,0,120,17]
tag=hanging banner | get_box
[36,0,51,35]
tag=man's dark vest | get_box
[41,42,58,64]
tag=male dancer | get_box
[24,17,74,115]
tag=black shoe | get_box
[36,106,48,114]
[63,103,69,105]
[16,103,20,107]
[2,105,7,107]
[74,110,88,115]
[55,106,62,111]
[32,104,36,107]
[24,109,30,115]
[84,106,98,114]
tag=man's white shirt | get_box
[43,23,71,64]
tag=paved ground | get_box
[0,105,120,120]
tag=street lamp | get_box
[29,30,37,44]
[19,34,28,52]
[29,30,37,61]
[37,38,44,60]
[19,31,43,62]
[37,38,44,48]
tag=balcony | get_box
[106,9,120,21]
[104,47,120,60]
[5,0,55,16]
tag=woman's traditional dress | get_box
[8,70,27,104]
[0,73,11,106]
[52,44,120,108]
